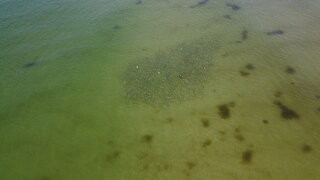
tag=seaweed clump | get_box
[274,101,299,120]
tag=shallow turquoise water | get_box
[1,0,320,179]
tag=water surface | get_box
[1,0,320,179]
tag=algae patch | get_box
[123,36,220,106]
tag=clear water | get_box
[1,0,320,179]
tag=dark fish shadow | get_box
[22,62,37,68]
[190,0,209,8]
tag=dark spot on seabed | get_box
[163,164,170,170]
[226,3,241,11]
[262,120,269,124]
[217,104,232,119]
[274,101,299,120]
[274,91,282,98]
[202,139,212,148]
[223,15,231,19]
[201,118,210,127]
[242,30,248,40]
[23,62,36,68]
[113,25,121,29]
[234,133,245,142]
[240,64,254,76]
[285,66,295,74]
[301,144,312,153]
[186,161,196,169]
[136,0,142,5]
[143,164,149,170]
[234,127,245,142]
[266,30,284,35]
[166,117,173,123]
[106,150,121,162]
[240,71,250,76]
[242,150,254,164]
[245,63,255,70]
[142,135,154,144]
[190,0,209,8]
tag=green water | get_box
[1,0,320,179]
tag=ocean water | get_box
[1,0,320,179]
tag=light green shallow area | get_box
[0,0,320,179]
